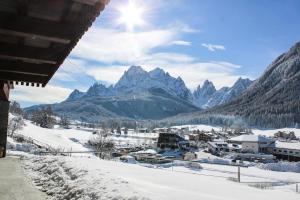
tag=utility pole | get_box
[238,165,241,183]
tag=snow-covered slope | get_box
[205,41,300,128]
[19,121,92,151]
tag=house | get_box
[267,141,300,162]
[228,135,273,154]
[157,133,189,150]
[189,132,213,142]
[153,127,168,133]
[208,141,230,154]
[138,128,149,133]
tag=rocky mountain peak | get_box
[233,78,253,89]
[125,65,147,76]
[194,80,216,97]
[149,67,166,77]
[86,83,114,97]
[66,89,85,101]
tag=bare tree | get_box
[31,106,56,128]
[8,116,25,137]
[60,115,70,129]
[89,128,115,159]
[9,101,24,116]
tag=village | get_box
[68,122,300,166]
[5,112,300,199]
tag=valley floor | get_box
[6,120,300,200]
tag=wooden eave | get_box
[0,0,109,87]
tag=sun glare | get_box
[118,0,145,31]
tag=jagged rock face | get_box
[85,83,115,97]
[115,66,150,92]
[66,66,193,102]
[66,89,85,101]
[193,78,253,108]
[193,80,216,107]
[114,66,193,100]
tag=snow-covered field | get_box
[8,121,300,200]
[16,120,156,153]
[22,155,300,200]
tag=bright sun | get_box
[118,0,145,31]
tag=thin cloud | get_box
[171,40,191,46]
[11,85,72,105]
[72,27,177,64]
[201,43,226,52]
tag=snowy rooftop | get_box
[274,141,300,150]
[228,135,272,143]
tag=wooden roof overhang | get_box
[0,0,109,87]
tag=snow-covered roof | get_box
[136,149,157,154]
[273,141,300,150]
[229,134,271,143]
[208,141,229,148]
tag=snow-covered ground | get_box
[16,120,156,153]
[8,120,300,200]
[22,155,300,200]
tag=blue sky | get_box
[11,0,300,107]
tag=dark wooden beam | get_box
[0,54,57,65]
[0,12,78,41]
[0,71,49,84]
[0,98,9,158]
[0,60,55,75]
[0,81,10,101]
[72,0,99,6]
[0,69,48,77]
[0,29,71,44]
[0,42,60,64]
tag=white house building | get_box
[208,141,230,154]
[228,135,273,153]
[267,141,300,161]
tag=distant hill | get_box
[164,41,300,128]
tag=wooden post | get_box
[296,183,299,193]
[238,165,241,183]
[0,81,10,158]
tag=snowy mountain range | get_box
[66,65,252,109]
[26,65,253,122]
[67,66,193,102]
